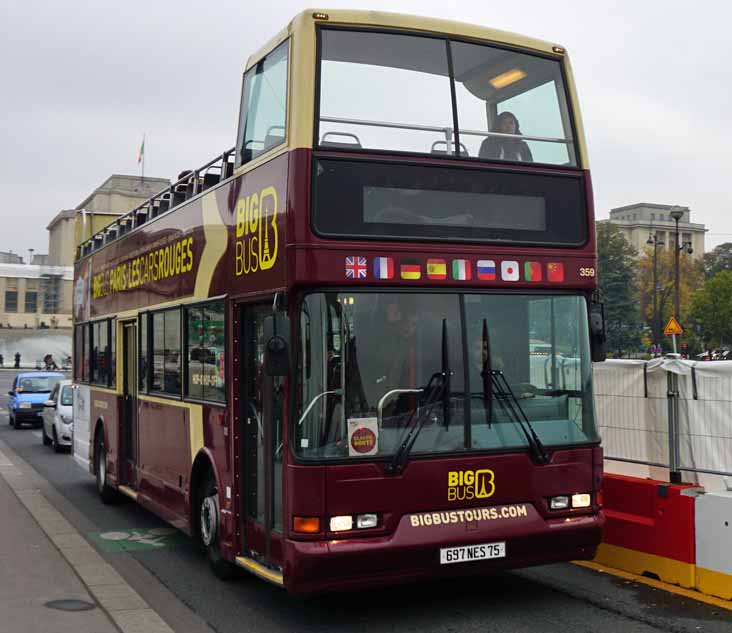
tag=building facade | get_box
[0,263,73,329]
[0,175,170,330]
[600,203,706,260]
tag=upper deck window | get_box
[237,40,289,166]
[317,29,577,167]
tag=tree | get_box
[703,243,732,278]
[596,223,642,353]
[690,271,732,349]
[636,247,705,345]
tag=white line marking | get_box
[32,431,42,439]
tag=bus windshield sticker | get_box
[348,417,378,456]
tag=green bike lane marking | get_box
[89,527,188,552]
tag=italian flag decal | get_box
[452,259,472,281]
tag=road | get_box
[0,370,729,633]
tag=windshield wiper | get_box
[385,371,446,475]
[482,321,550,465]
[441,319,451,429]
[481,319,493,428]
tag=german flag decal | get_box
[400,260,421,280]
[426,258,447,280]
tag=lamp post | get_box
[668,206,693,352]
[646,230,664,348]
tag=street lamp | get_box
[646,229,664,346]
[669,206,689,327]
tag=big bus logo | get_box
[235,185,279,276]
[447,469,495,501]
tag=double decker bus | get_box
[73,10,606,594]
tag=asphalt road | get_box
[0,370,729,633]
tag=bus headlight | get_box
[356,513,378,529]
[572,493,591,508]
[329,516,353,532]
[549,495,569,510]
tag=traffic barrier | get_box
[594,473,698,588]
[694,492,732,600]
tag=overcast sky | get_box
[2,0,731,258]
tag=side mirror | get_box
[590,302,607,362]
[264,314,290,377]
[43,400,56,408]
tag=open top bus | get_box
[73,9,605,594]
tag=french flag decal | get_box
[373,257,394,280]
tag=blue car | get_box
[7,372,64,429]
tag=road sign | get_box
[664,317,683,336]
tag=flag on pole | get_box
[138,134,145,164]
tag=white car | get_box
[42,380,73,453]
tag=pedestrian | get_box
[0,353,4,367]
[14,352,20,369]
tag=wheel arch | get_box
[91,416,107,475]
[189,449,221,535]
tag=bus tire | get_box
[198,472,236,581]
[94,433,118,504]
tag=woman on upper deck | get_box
[479,111,534,163]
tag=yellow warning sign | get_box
[664,317,683,336]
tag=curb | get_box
[0,440,176,633]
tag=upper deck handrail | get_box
[77,147,236,261]
[319,115,571,146]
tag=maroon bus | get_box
[73,10,606,594]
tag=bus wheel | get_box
[199,473,236,581]
[94,434,117,504]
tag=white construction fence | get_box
[594,357,732,492]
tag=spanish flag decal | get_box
[400,259,421,280]
[426,258,447,280]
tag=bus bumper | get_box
[283,509,604,595]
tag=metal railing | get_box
[319,115,573,153]
[77,147,235,260]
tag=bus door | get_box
[121,321,138,486]
[240,304,284,566]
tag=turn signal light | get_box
[572,493,591,508]
[293,516,320,533]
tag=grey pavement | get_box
[0,465,118,633]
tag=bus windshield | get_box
[317,29,576,166]
[295,292,598,460]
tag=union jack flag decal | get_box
[345,256,367,279]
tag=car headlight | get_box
[61,415,73,425]
[19,402,32,409]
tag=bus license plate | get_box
[439,542,505,565]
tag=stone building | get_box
[0,175,170,331]
[600,203,706,260]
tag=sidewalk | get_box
[0,467,118,632]
[0,441,175,633]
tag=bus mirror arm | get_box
[590,301,606,363]
[298,389,343,426]
[377,389,424,429]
